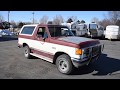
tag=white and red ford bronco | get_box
[18,24,104,74]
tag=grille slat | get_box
[82,45,100,59]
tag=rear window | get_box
[21,26,35,35]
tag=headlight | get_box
[82,48,91,59]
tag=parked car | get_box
[0,29,13,36]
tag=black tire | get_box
[56,54,74,75]
[101,34,105,39]
[85,33,88,38]
[24,45,31,59]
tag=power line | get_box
[8,11,10,31]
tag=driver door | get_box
[33,26,53,60]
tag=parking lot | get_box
[0,37,120,79]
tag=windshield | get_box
[48,26,74,37]
[89,24,97,29]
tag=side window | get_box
[83,24,87,30]
[21,26,35,35]
[37,27,48,38]
[49,27,61,37]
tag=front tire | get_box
[24,45,31,59]
[56,54,74,75]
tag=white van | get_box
[105,25,120,40]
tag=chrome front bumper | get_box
[71,44,104,68]
[71,54,100,68]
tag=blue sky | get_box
[0,11,108,23]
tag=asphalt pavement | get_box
[0,37,120,79]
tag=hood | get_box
[58,36,95,44]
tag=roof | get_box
[23,24,68,28]
[106,25,119,28]
[23,24,38,27]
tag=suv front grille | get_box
[82,45,101,59]
[92,46,100,56]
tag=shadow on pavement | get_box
[94,37,120,41]
[72,54,120,76]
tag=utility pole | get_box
[32,12,34,24]
[8,11,10,31]
[8,11,10,23]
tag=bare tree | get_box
[25,22,32,25]
[67,16,77,22]
[98,19,112,29]
[0,14,4,22]
[91,17,99,24]
[108,11,120,24]
[53,15,64,25]
[115,19,120,26]
[17,21,25,28]
[9,20,16,32]
[40,15,49,24]
[10,20,17,26]
[81,20,85,23]
[47,21,53,24]
[67,18,73,23]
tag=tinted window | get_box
[21,26,35,35]
[48,26,74,37]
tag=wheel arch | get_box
[53,52,70,64]
[23,43,28,47]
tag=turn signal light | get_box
[75,49,82,55]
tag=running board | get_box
[30,53,53,63]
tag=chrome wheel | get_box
[58,58,69,72]
[24,45,31,59]
[56,54,74,74]
[24,47,29,57]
